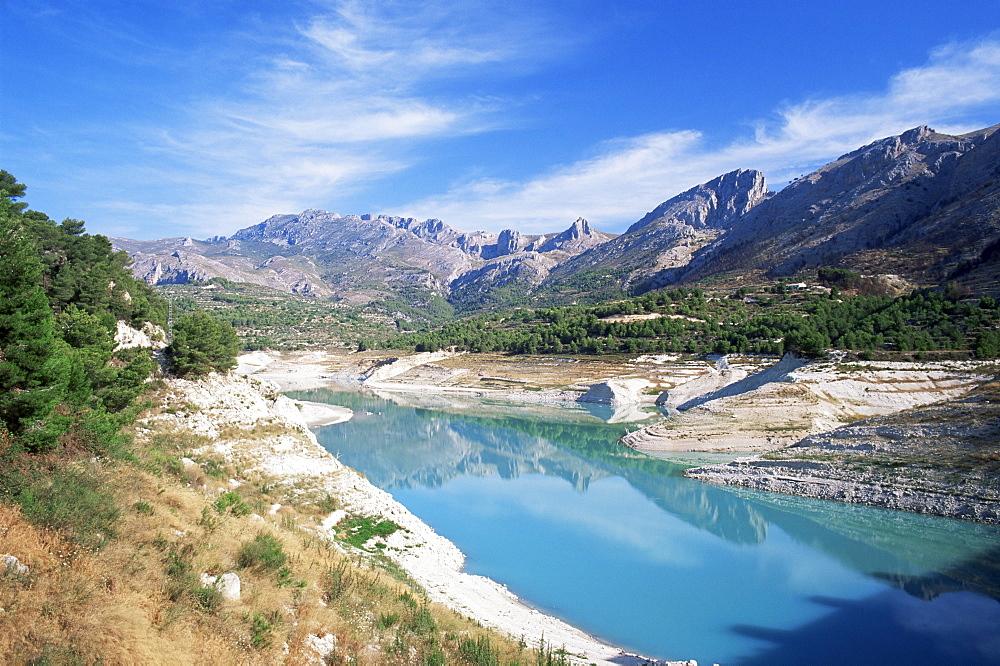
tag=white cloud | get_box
[301,7,511,76]
[117,0,547,237]
[402,38,1000,235]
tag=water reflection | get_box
[576,400,663,423]
[300,386,998,567]
[293,386,1000,664]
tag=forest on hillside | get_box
[389,281,1000,359]
[0,171,167,455]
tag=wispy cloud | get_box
[404,38,1000,235]
[301,1,520,77]
[112,0,552,237]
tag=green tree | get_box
[0,197,71,450]
[168,311,240,377]
[975,330,1000,359]
[0,170,28,213]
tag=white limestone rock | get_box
[578,378,652,406]
[3,555,28,574]
[304,633,337,663]
[201,572,241,601]
[113,320,167,351]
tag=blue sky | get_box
[3,1,1000,240]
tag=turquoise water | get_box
[293,387,1000,665]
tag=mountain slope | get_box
[116,211,614,310]
[684,124,1000,282]
[115,123,1000,314]
[539,123,1000,298]
[538,169,770,300]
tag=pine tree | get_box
[0,197,71,450]
[168,311,240,377]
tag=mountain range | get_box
[114,123,1000,312]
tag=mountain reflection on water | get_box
[292,386,1000,665]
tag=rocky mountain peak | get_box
[568,217,590,239]
[684,123,1000,280]
[626,168,769,234]
[535,217,614,254]
[497,229,522,256]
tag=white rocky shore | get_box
[143,356,687,666]
[684,378,1000,524]
[623,354,989,453]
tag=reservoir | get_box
[291,387,1000,665]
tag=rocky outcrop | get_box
[362,351,464,384]
[627,169,770,234]
[623,358,987,453]
[114,320,167,351]
[496,229,522,256]
[578,378,653,406]
[447,218,615,308]
[538,217,605,253]
[655,355,751,408]
[685,380,1000,523]
[540,169,771,296]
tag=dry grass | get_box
[0,435,531,665]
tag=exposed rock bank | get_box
[686,380,1000,523]
[623,355,988,453]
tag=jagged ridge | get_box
[115,123,1000,310]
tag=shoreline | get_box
[292,399,354,427]
[229,348,996,661]
[212,356,685,665]
[684,379,1000,524]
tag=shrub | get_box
[322,560,355,601]
[214,491,250,516]
[247,612,277,650]
[236,533,287,572]
[193,584,222,612]
[458,636,501,666]
[407,604,436,635]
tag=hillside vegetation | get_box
[0,173,541,665]
[389,279,1000,360]
[158,279,400,350]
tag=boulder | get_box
[201,572,241,601]
[3,554,28,574]
[305,633,337,661]
[577,378,652,406]
[113,320,167,351]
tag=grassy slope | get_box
[0,391,539,665]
